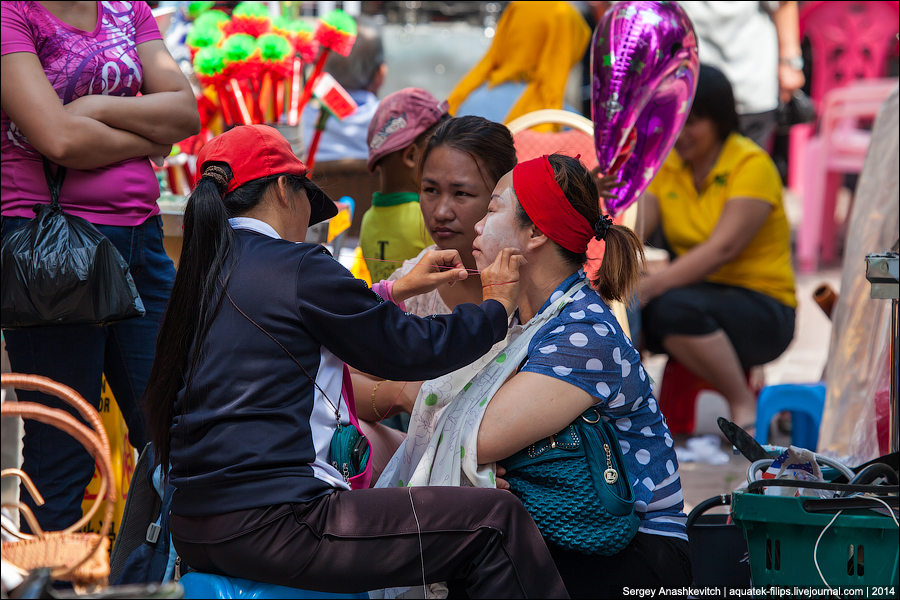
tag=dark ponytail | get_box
[144,163,307,471]
[593,224,644,303]
[514,153,645,303]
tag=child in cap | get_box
[359,88,450,282]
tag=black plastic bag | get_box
[0,158,145,328]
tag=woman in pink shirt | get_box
[1,1,199,532]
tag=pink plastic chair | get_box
[796,78,897,273]
[787,1,899,272]
[787,1,899,198]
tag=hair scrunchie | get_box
[202,165,230,195]
[593,214,613,241]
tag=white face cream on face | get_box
[473,172,524,270]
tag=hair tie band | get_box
[593,214,613,241]
[203,165,230,192]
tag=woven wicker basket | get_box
[1,373,116,589]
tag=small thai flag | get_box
[312,72,358,121]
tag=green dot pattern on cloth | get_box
[479,397,489,407]
[496,353,507,363]
[489,471,495,485]
[424,393,438,406]
[463,382,472,391]
[460,446,466,459]
[398,480,404,487]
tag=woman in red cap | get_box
[377,154,692,597]
[142,124,568,598]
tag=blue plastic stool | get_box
[754,383,827,450]
[179,572,368,599]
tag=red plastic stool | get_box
[656,359,761,434]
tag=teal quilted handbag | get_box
[330,423,370,482]
[499,408,639,555]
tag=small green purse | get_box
[499,407,639,555]
[330,423,370,482]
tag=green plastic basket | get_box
[732,489,899,597]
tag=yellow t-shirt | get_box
[647,133,796,308]
[359,192,432,283]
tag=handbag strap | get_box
[40,156,66,211]
[222,286,342,424]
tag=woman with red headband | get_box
[377,154,691,597]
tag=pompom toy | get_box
[257,33,294,121]
[193,45,226,84]
[222,1,271,38]
[193,45,237,126]
[186,1,215,20]
[273,17,318,125]
[187,5,310,127]
[221,34,263,124]
[185,20,223,56]
[290,9,358,125]
[272,16,319,62]
[192,9,229,31]
[257,33,293,77]
[315,9,357,57]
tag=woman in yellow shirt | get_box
[639,65,796,430]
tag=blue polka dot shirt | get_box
[520,270,688,540]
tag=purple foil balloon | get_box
[591,1,699,216]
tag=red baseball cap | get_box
[198,124,338,225]
[366,88,449,173]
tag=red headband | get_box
[512,156,595,254]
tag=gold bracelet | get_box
[371,380,388,420]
